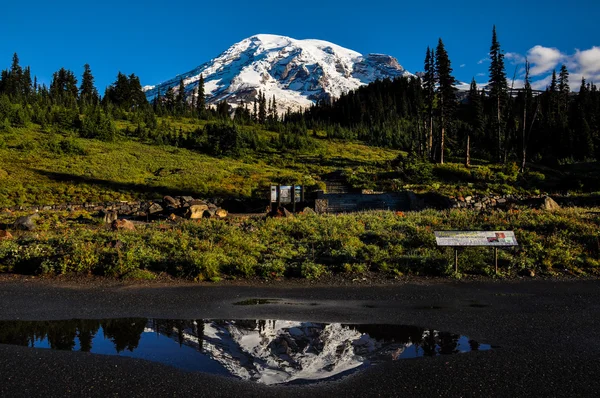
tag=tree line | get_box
[287,26,600,167]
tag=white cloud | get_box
[505,52,526,64]
[477,58,489,65]
[574,46,600,76]
[531,75,553,91]
[460,64,466,68]
[527,45,563,76]
[468,45,600,92]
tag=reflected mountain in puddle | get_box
[0,319,491,385]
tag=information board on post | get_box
[434,231,518,247]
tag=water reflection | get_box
[0,319,491,385]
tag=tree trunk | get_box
[465,134,470,167]
[428,114,433,160]
[497,96,502,163]
[521,97,527,172]
[440,110,445,165]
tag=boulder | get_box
[186,204,209,219]
[14,213,40,231]
[102,210,118,224]
[541,196,560,211]
[111,219,136,231]
[203,209,216,219]
[147,202,164,215]
[188,199,207,207]
[215,208,228,218]
[163,196,180,208]
[302,207,316,215]
[0,230,13,240]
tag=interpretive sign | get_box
[270,185,303,204]
[434,231,518,247]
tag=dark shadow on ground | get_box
[32,169,246,200]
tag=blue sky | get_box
[1,0,599,92]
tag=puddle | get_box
[233,299,319,307]
[0,318,491,385]
[234,299,281,306]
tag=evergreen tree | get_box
[196,74,206,118]
[465,78,483,166]
[50,67,79,107]
[176,78,186,115]
[434,38,456,164]
[164,86,175,113]
[79,64,99,107]
[423,47,436,159]
[488,25,508,162]
[271,95,278,122]
[258,91,267,124]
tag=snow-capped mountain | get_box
[143,34,413,113]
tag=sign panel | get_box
[434,231,518,247]
[270,185,302,203]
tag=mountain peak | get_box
[144,35,412,112]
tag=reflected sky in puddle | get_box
[0,319,491,385]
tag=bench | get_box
[434,231,519,274]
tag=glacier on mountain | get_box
[143,34,413,113]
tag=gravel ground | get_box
[0,276,599,397]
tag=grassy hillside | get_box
[1,117,599,209]
[0,119,399,207]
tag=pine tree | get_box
[176,78,186,115]
[196,74,205,119]
[423,47,436,159]
[558,64,570,112]
[272,95,277,122]
[258,91,267,124]
[465,78,483,167]
[253,97,258,122]
[79,64,99,107]
[488,25,508,162]
[435,38,456,164]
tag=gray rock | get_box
[148,202,164,215]
[14,213,40,231]
[163,196,179,208]
[541,196,560,211]
[102,210,118,224]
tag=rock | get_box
[497,198,507,205]
[148,202,164,215]
[188,199,207,206]
[111,219,136,231]
[283,208,295,218]
[14,213,40,231]
[0,230,13,240]
[215,208,228,218]
[208,203,217,210]
[102,210,118,224]
[181,196,194,203]
[541,196,560,211]
[302,207,316,215]
[202,209,216,219]
[186,204,209,219]
[465,196,473,202]
[163,196,180,208]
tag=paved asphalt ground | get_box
[0,277,599,397]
